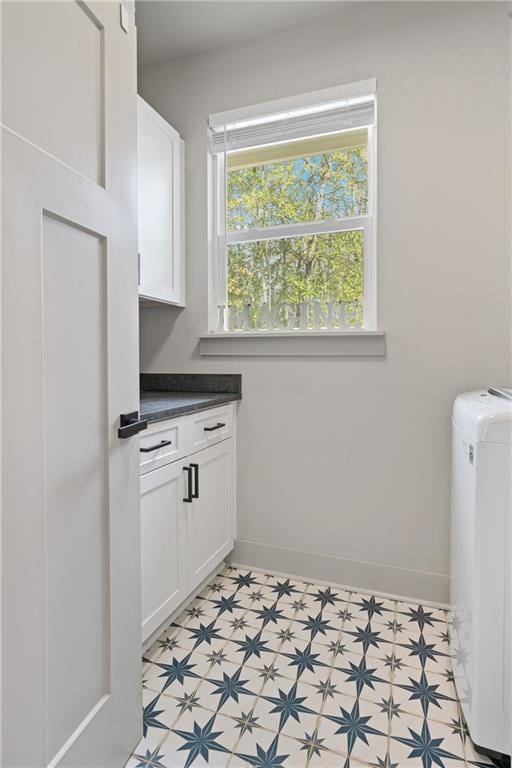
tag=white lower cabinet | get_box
[140,405,236,643]
[185,439,235,593]
[140,460,186,642]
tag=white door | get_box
[1,2,142,766]
[137,96,185,306]
[140,461,186,643]
[185,440,235,592]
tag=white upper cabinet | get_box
[137,96,185,306]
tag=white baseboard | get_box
[230,539,450,606]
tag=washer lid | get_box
[452,389,512,443]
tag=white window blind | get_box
[209,95,375,154]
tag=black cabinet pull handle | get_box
[190,462,199,498]
[140,439,173,453]
[118,411,148,439]
[204,422,226,432]
[183,466,193,503]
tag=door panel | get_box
[2,1,105,184]
[140,461,186,643]
[1,2,140,766]
[186,440,235,592]
[43,213,109,760]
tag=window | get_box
[209,80,377,334]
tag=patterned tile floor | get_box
[128,566,506,768]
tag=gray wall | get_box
[139,1,511,603]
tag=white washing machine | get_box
[451,389,512,756]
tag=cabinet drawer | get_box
[139,418,188,475]
[189,404,233,452]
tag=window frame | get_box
[208,80,378,335]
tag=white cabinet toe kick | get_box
[140,403,236,643]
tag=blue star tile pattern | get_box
[206,580,225,594]
[262,680,316,730]
[296,611,337,641]
[157,634,181,653]
[133,747,168,768]
[270,578,300,600]
[374,756,400,768]
[258,662,282,683]
[129,565,483,767]
[298,728,326,759]
[232,629,272,664]
[324,699,386,756]
[399,605,444,632]
[156,652,199,691]
[173,714,230,768]
[206,667,254,710]
[392,718,463,768]
[379,694,403,719]
[396,669,455,716]
[236,734,290,767]
[312,586,343,610]
[281,641,329,678]
[327,638,347,658]
[312,677,337,700]
[344,621,384,654]
[205,649,227,666]
[250,601,287,629]
[337,656,388,697]
[228,571,259,591]
[210,594,241,616]
[186,619,224,650]
[233,709,260,735]
[397,633,449,668]
[142,694,168,738]
[353,595,392,621]
[229,616,249,631]
[174,692,202,714]
[383,652,404,672]
[276,627,295,643]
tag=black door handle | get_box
[190,462,199,498]
[204,422,226,432]
[183,466,193,503]
[118,411,148,439]
[140,439,173,453]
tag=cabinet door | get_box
[140,460,186,642]
[137,96,184,306]
[185,439,235,593]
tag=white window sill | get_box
[199,330,386,357]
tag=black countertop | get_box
[139,373,242,422]
[140,390,241,422]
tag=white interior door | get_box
[1,2,141,766]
